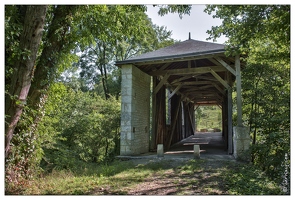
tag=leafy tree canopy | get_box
[65,5,176,98]
[205,5,290,63]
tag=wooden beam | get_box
[150,67,210,76]
[195,98,219,101]
[211,82,226,95]
[149,66,226,76]
[196,102,219,106]
[208,58,223,66]
[197,84,214,90]
[165,79,195,104]
[192,96,221,101]
[227,88,233,154]
[235,54,243,127]
[226,72,233,154]
[171,75,195,85]
[192,93,222,98]
[183,84,215,91]
[159,63,171,71]
[196,100,221,105]
[168,84,183,100]
[151,66,157,71]
[156,87,166,145]
[172,81,213,86]
[198,75,220,82]
[187,104,195,134]
[183,83,214,90]
[192,93,223,100]
[153,74,170,95]
[181,88,213,94]
[214,56,236,76]
[188,60,191,68]
[183,87,223,93]
[167,97,182,150]
[222,98,227,148]
[209,69,230,89]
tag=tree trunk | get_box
[102,42,110,100]
[15,6,78,147]
[28,5,78,108]
[5,5,48,158]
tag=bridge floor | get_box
[167,132,226,155]
[118,132,234,161]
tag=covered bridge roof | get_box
[116,39,243,106]
[117,39,225,64]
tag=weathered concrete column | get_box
[120,64,151,155]
[157,144,164,157]
[194,145,200,159]
[233,55,250,160]
[233,126,250,160]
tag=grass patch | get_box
[21,159,135,195]
[10,158,284,195]
[221,161,283,195]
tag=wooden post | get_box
[167,96,181,150]
[156,86,166,145]
[187,103,195,136]
[226,72,233,154]
[235,55,243,127]
[192,104,196,134]
[222,98,228,150]
[227,88,233,154]
[150,76,157,150]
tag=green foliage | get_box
[222,162,282,195]
[37,82,121,171]
[5,105,45,193]
[5,6,23,88]
[156,5,192,19]
[205,5,290,190]
[204,5,290,61]
[72,5,176,98]
[241,62,290,189]
[195,106,222,131]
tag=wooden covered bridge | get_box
[116,37,250,158]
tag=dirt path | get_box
[122,157,236,195]
[113,132,235,195]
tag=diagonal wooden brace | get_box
[153,73,170,95]
[209,68,230,90]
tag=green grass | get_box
[8,158,283,195]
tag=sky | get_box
[145,4,227,44]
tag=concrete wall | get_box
[120,64,151,155]
[233,126,250,160]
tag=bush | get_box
[37,83,121,171]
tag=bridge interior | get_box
[166,132,226,156]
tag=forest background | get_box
[4,5,290,194]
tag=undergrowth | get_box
[6,158,284,195]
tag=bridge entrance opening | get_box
[116,38,249,159]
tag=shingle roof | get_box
[116,39,225,65]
